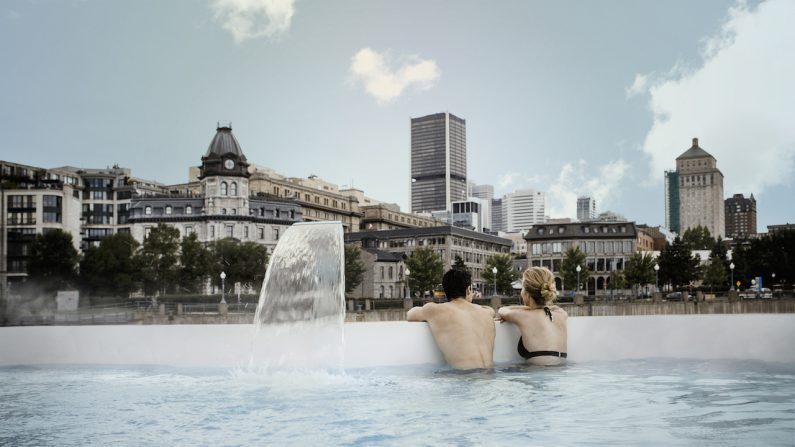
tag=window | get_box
[166,206,172,215]
[259,228,264,239]
[381,266,385,279]
[210,226,215,238]
[145,227,152,238]
[226,225,233,238]
[231,208,236,215]
[244,226,249,238]
[273,228,279,240]
[275,209,280,218]
[290,210,295,219]
[379,286,384,298]
[221,182,228,196]
[222,208,227,215]
[145,206,152,215]
[230,182,238,196]
[185,226,193,236]
[388,266,393,279]
[186,205,192,215]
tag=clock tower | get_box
[199,122,251,216]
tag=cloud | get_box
[635,0,795,195]
[210,0,294,43]
[349,48,440,104]
[547,159,629,219]
[625,73,650,98]
[497,172,520,189]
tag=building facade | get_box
[491,198,504,232]
[410,112,467,213]
[504,189,545,232]
[664,170,680,234]
[676,138,725,239]
[348,249,408,299]
[359,203,442,231]
[577,196,596,221]
[345,226,512,293]
[524,221,640,295]
[128,124,302,252]
[724,193,756,239]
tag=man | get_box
[407,269,496,369]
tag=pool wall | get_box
[1,314,793,368]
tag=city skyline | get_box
[1,0,793,230]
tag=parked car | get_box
[739,288,758,300]
[665,292,683,301]
[759,288,773,299]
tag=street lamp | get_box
[492,266,498,296]
[730,262,735,291]
[576,265,581,292]
[654,263,660,292]
[220,271,227,304]
[772,272,776,285]
[404,268,410,299]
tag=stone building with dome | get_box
[127,124,302,252]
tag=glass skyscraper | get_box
[410,112,467,213]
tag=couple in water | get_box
[407,267,567,369]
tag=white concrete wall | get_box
[1,314,794,368]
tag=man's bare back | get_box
[407,296,496,369]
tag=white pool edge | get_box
[1,314,794,368]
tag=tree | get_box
[452,255,469,273]
[405,246,444,297]
[682,225,715,250]
[560,247,591,293]
[27,229,79,292]
[137,224,180,295]
[657,237,700,289]
[624,252,656,296]
[608,270,627,295]
[731,229,795,287]
[79,232,140,297]
[483,253,518,295]
[702,255,727,292]
[178,233,210,294]
[207,239,269,293]
[344,244,365,295]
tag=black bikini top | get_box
[517,306,567,359]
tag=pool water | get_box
[1,359,794,446]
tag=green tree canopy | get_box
[658,237,700,289]
[452,255,469,273]
[483,253,518,295]
[702,255,728,291]
[608,270,628,291]
[560,247,591,293]
[344,244,365,295]
[27,229,79,292]
[178,233,210,294]
[682,225,715,250]
[624,251,656,294]
[207,239,269,292]
[79,232,140,297]
[405,246,444,297]
[731,229,795,287]
[137,224,181,295]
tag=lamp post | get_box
[576,265,581,292]
[730,262,735,291]
[654,263,660,292]
[772,272,776,285]
[220,271,227,304]
[492,266,498,296]
[404,268,410,299]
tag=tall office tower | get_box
[471,184,494,201]
[664,170,680,234]
[724,193,757,239]
[676,138,725,239]
[576,196,596,221]
[491,198,504,232]
[410,112,467,213]
[504,189,546,232]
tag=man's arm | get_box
[407,303,435,322]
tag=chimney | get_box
[692,137,699,147]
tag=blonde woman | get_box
[498,267,568,365]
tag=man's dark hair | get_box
[442,269,471,300]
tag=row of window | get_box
[530,257,627,273]
[144,224,281,241]
[531,240,634,255]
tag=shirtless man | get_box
[407,269,496,369]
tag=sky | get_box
[1,0,793,231]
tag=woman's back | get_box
[499,305,568,365]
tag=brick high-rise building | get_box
[724,193,756,239]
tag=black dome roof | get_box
[204,124,247,161]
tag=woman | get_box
[498,267,567,365]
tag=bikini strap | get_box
[543,306,552,321]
